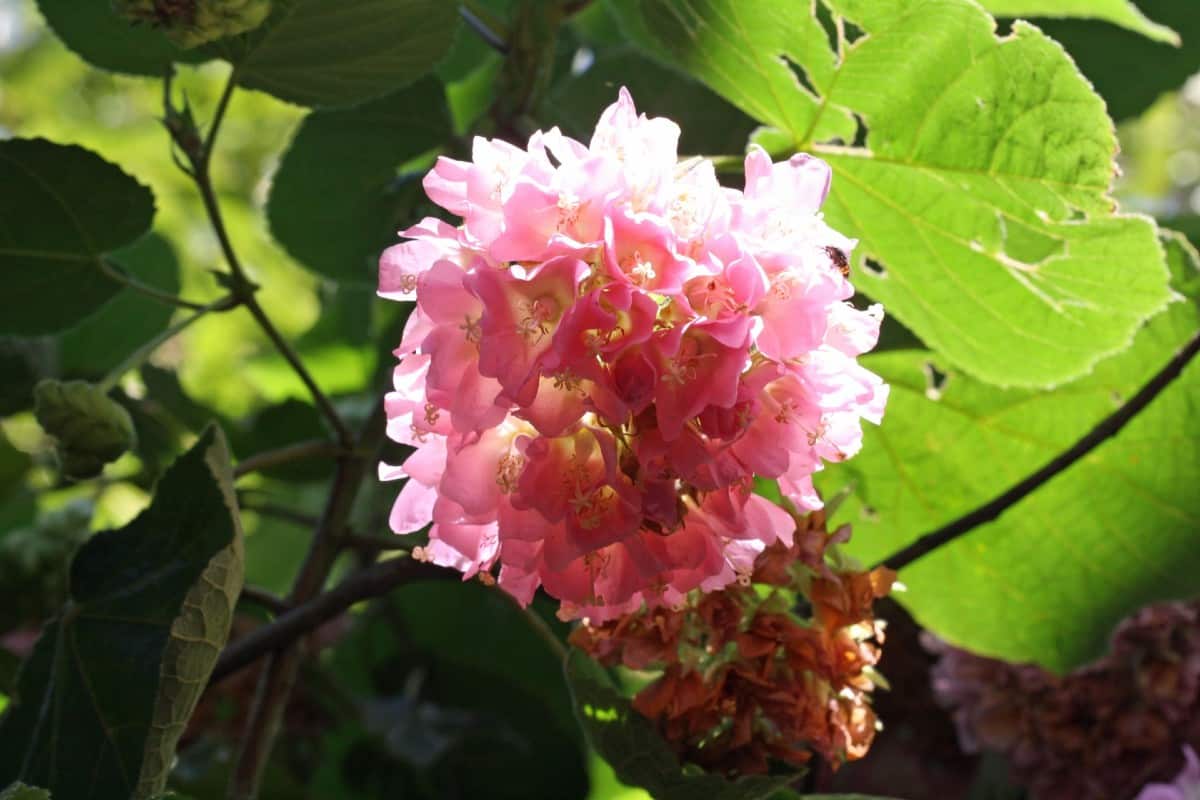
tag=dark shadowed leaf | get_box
[232,398,329,482]
[316,580,588,800]
[33,0,212,75]
[268,77,452,283]
[0,139,155,336]
[565,652,796,800]
[0,428,243,799]
[219,0,460,107]
[546,47,758,156]
[57,234,181,379]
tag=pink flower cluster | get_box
[378,89,887,621]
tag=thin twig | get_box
[98,258,212,311]
[184,72,354,449]
[212,556,455,685]
[238,496,321,529]
[97,294,237,392]
[228,403,387,798]
[878,326,1200,571]
[201,68,237,168]
[341,532,412,552]
[460,1,509,53]
[239,585,290,616]
[232,439,348,479]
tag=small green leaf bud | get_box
[112,0,272,48]
[34,380,137,480]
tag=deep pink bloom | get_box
[378,88,888,619]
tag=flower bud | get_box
[111,0,272,48]
[34,380,137,479]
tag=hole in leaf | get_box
[814,2,839,57]
[785,57,819,99]
[860,505,879,522]
[923,361,948,401]
[851,112,868,147]
[862,258,887,278]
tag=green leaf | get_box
[0,783,50,800]
[220,0,460,107]
[819,231,1200,671]
[232,398,329,482]
[1033,0,1200,122]
[0,427,244,799]
[33,0,212,75]
[268,76,452,282]
[635,0,857,146]
[0,339,53,417]
[57,233,181,379]
[0,139,156,336]
[33,380,138,480]
[979,0,1179,44]
[546,47,758,156]
[637,0,1174,388]
[0,432,30,502]
[565,652,796,800]
[318,581,588,800]
[0,501,93,634]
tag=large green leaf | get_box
[0,139,156,336]
[819,233,1200,671]
[979,0,1178,43]
[566,652,796,800]
[57,233,181,379]
[268,77,452,283]
[33,0,212,75]
[637,0,857,146]
[636,0,1172,388]
[219,0,460,107]
[0,428,244,799]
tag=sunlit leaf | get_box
[1033,0,1200,122]
[979,0,1178,43]
[638,0,1173,387]
[636,0,857,146]
[820,232,1200,670]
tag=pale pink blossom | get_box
[378,88,888,619]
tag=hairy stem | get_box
[878,326,1200,571]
